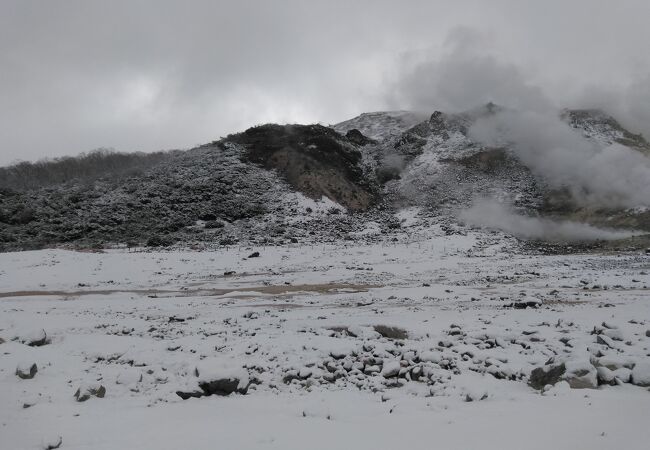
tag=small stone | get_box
[602,328,624,341]
[612,368,632,383]
[381,361,401,378]
[199,378,246,396]
[74,384,106,402]
[329,350,347,360]
[596,335,616,348]
[564,360,597,389]
[43,436,63,450]
[248,251,260,258]
[631,361,650,387]
[596,366,616,386]
[16,363,38,380]
[529,363,566,390]
[176,389,203,400]
[465,391,488,402]
[22,329,49,347]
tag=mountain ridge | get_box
[1,105,649,251]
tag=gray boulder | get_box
[74,384,106,402]
[16,363,38,380]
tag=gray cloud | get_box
[387,27,553,113]
[2,1,650,164]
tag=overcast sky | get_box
[2,0,650,165]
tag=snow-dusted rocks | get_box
[380,360,401,378]
[508,296,542,309]
[18,329,50,347]
[596,366,632,385]
[529,362,566,390]
[1,240,649,449]
[630,362,650,387]
[74,383,106,402]
[563,360,597,389]
[15,362,38,380]
[177,366,250,399]
[464,388,489,402]
[529,359,597,390]
[43,435,63,450]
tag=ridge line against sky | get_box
[1,0,650,165]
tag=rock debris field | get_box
[1,232,649,449]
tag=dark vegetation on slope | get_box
[0,144,283,251]
[229,124,377,210]
[0,148,176,192]
[0,125,379,251]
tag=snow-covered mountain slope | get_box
[333,111,428,142]
[1,105,649,252]
[354,105,650,234]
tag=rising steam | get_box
[469,110,650,209]
[460,200,640,242]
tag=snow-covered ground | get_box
[1,233,649,450]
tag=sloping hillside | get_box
[1,106,649,251]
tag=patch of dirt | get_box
[0,283,381,300]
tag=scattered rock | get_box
[595,355,634,371]
[178,367,251,399]
[373,325,408,340]
[631,361,650,387]
[20,329,50,347]
[529,362,566,390]
[508,297,542,309]
[596,335,616,349]
[465,389,488,402]
[329,349,348,360]
[563,360,598,389]
[43,436,63,450]
[596,366,617,386]
[199,377,248,396]
[176,389,204,400]
[248,251,260,258]
[602,328,624,341]
[16,363,38,380]
[381,361,401,378]
[74,384,106,402]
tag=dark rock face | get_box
[232,124,376,210]
[345,129,375,146]
[528,363,566,390]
